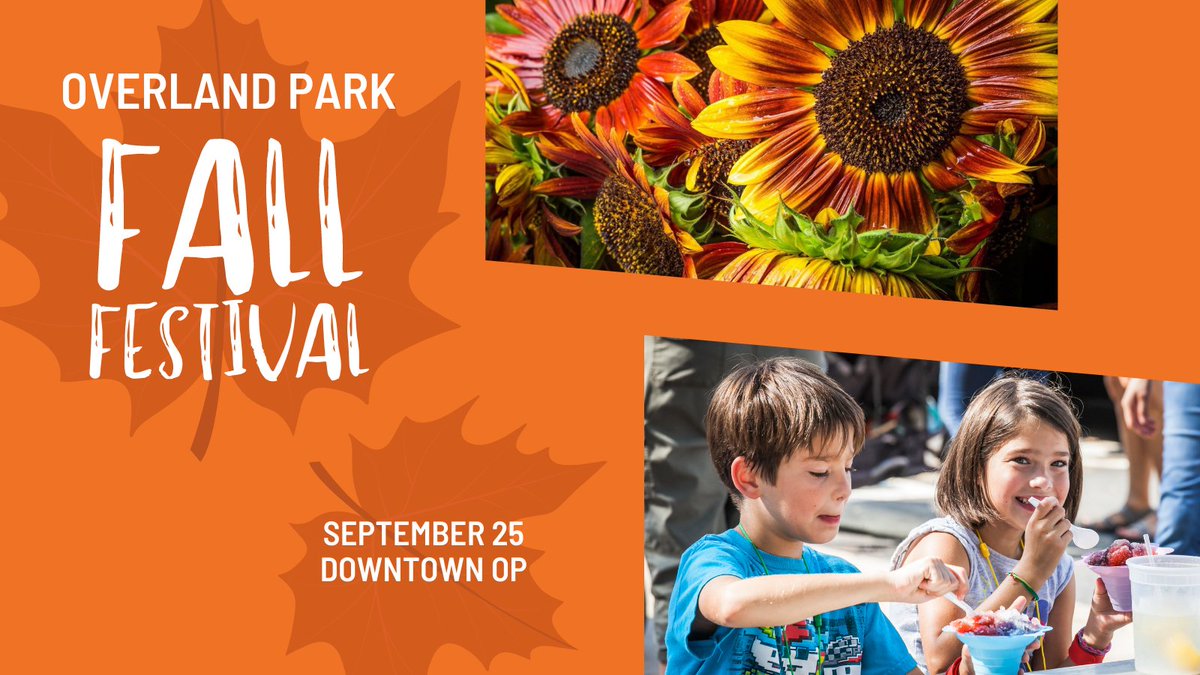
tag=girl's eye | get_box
[1052,460,1069,468]
[1013,457,1030,465]
[810,471,830,479]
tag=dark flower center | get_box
[689,139,754,193]
[814,24,968,175]
[680,26,726,98]
[595,175,683,276]
[544,14,640,114]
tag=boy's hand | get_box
[1021,497,1070,579]
[1082,578,1131,650]
[889,556,967,603]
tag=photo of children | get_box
[645,341,1200,675]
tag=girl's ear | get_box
[731,456,762,500]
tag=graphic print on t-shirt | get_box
[741,614,863,675]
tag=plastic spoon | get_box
[943,592,975,617]
[1026,497,1100,549]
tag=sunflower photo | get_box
[485,0,1058,306]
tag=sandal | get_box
[1115,512,1157,541]
[1079,504,1153,533]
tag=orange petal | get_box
[945,217,997,255]
[891,172,935,234]
[960,100,1057,134]
[637,0,692,49]
[824,0,895,41]
[775,152,844,215]
[728,119,822,184]
[861,171,899,230]
[709,69,760,102]
[695,241,751,280]
[949,136,1034,184]
[965,52,1058,79]
[715,248,785,283]
[692,88,814,139]
[763,0,850,50]
[938,0,1057,53]
[708,45,825,89]
[905,0,955,31]
[1014,119,1047,165]
[533,176,603,197]
[967,75,1058,104]
[540,204,583,237]
[958,23,1058,67]
[717,20,831,74]
[921,160,967,192]
[673,77,707,118]
[820,165,866,217]
[639,52,702,83]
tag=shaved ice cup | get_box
[1085,547,1173,612]
[943,625,1052,675]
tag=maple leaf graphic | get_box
[282,402,601,674]
[0,0,457,458]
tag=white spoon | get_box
[943,592,975,617]
[1026,497,1100,549]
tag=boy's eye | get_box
[810,471,830,479]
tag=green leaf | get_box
[667,189,707,231]
[580,210,604,269]
[1029,205,1057,244]
[486,12,522,35]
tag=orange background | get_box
[0,1,1196,673]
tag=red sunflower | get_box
[487,0,701,135]
[692,0,1058,233]
[539,115,702,275]
[653,0,767,97]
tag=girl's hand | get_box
[889,556,968,604]
[1021,497,1071,579]
[1081,578,1132,650]
[955,598,1040,675]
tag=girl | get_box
[889,376,1131,674]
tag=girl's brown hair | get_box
[936,374,1083,529]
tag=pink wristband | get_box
[1075,629,1111,657]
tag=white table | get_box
[1044,659,1138,675]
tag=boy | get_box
[666,358,966,675]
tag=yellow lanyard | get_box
[976,532,1048,671]
[738,525,823,673]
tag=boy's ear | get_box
[730,456,762,500]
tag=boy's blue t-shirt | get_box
[667,529,916,675]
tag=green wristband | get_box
[1007,572,1040,602]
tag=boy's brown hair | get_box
[706,358,865,500]
[936,374,1083,528]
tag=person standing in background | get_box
[1078,377,1162,539]
[1123,380,1200,557]
[644,337,825,673]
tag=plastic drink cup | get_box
[1128,555,1200,675]
[1085,548,1173,612]
[942,626,1052,675]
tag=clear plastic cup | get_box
[1086,548,1173,612]
[942,626,1051,675]
[1128,555,1200,675]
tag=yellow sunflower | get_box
[487,0,701,135]
[692,0,1058,233]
